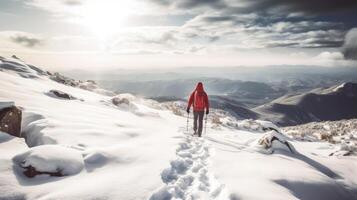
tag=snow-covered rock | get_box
[257,131,295,153]
[111,94,138,111]
[46,89,77,100]
[256,120,281,132]
[0,56,41,78]
[13,145,84,177]
[49,72,79,87]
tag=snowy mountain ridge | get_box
[255,81,357,126]
[0,56,357,200]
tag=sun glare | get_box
[78,0,140,38]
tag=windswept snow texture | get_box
[0,57,357,200]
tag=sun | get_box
[78,0,139,39]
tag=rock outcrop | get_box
[48,90,77,100]
[0,105,22,137]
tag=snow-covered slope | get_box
[0,57,184,199]
[0,57,356,200]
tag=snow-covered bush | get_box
[211,115,223,126]
[228,119,281,133]
[13,145,84,178]
[283,119,357,156]
[284,129,317,142]
[160,101,186,116]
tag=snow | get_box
[0,57,184,199]
[256,130,296,154]
[151,135,228,200]
[78,80,116,96]
[207,128,357,200]
[0,56,41,78]
[13,145,84,176]
[283,119,357,156]
[333,83,346,92]
[0,56,357,200]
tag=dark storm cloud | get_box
[184,13,346,48]
[11,34,42,47]
[243,0,357,15]
[342,28,357,60]
[152,0,354,49]
[151,0,357,15]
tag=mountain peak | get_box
[331,82,357,97]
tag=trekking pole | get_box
[204,114,208,135]
[186,112,189,133]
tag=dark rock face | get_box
[0,106,22,137]
[49,90,76,100]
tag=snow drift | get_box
[13,145,84,177]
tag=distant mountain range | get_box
[98,79,286,107]
[255,82,357,126]
[4,55,357,127]
[150,81,357,126]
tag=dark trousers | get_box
[193,111,204,137]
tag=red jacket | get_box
[187,82,209,112]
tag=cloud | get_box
[150,0,225,10]
[10,33,42,48]
[317,51,344,60]
[63,0,83,6]
[342,28,357,60]
[151,0,357,16]
[244,0,357,15]
[182,13,345,49]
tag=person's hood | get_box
[195,82,204,92]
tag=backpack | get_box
[194,91,205,110]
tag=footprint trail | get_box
[150,134,228,200]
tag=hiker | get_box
[186,82,210,137]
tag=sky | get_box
[0,0,357,70]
